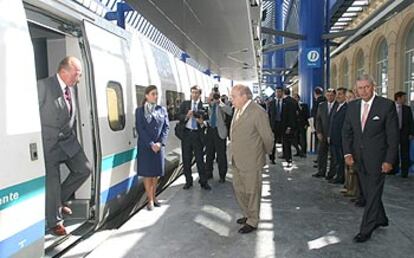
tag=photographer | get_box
[205,87,233,183]
[178,85,211,190]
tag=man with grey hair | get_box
[342,74,399,242]
[230,85,273,234]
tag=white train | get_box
[0,0,230,257]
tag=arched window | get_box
[342,59,349,88]
[331,65,337,88]
[405,23,414,104]
[376,39,388,97]
[356,50,365,77]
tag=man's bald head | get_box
[231,84,252,109]
[58,56,82,87]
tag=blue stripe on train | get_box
[0,176,45,212]
[0,220,44,258]
[100,175,139,204]
[101,148,138,172]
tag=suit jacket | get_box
[342,96,399,173]
[297,102,310,128]
[37,75,81,159]
[231,102,274,172]
[311,95,327,118]
[267,98,283,130]
[282,96,298,130]
[329,102,347,146]
[207,102,233,139]
[398,104,414,140]
[316,101,337,138]
[177,100,207,129]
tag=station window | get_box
[166,90,185,121]
[106,82,125,131]
[376,39,388,98]
[331,65,337,89]
[356,50,365,77]
[342,59,349,89]
[405,24,414,104]
[135,85,146,108]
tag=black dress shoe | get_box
[238,224,257,234]
[270,160,276,164]
[201,183,211,190]
[219,178,226,183]
[353,233,371,243]
[236,217,247,224]
[278,155,286,159]
[183,183,193,190]
[374,221,389,230]
[312,173,324,178]
[313,160,318,164]
[325,176,333,180]
[401,174,408,178]
[286,162,293,168]
[313,165,318,168]
[154,200,161,207]
[294,153,300,157]
[355,199,366,207]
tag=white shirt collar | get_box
[191,99,200,106]
[239,100,252,115]
[56,73,67,92]
[362,94,375,106]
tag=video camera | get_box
[193,110,206,119]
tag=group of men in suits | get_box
[267,87,310,167]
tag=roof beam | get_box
[262,40,299,53]
[261,27,305,40]
[322,29,357,39]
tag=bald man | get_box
[230,85,274,234]
[37,56,91,236]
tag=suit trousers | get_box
[357,159,388,235]
[329,144,345,182]
[282,131,294,163]
[45,148,91,227]
[205,127,228,179]
[317,138,329,176]
[182,129,207,185]
[270,122,283,161]
[232,164,262,227]
[395,135,410,176]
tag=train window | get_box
[106,81,126,131]
[135,85,146,108]
[166,90,185,121]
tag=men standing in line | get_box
[313,89,337,178]
[178,85,211,190]
[281,88,298,167]
[268,87,284,164]
[37,56,91,236]
[393,91,414,178]
[342,74,399,242]
[205,89,233,183]
[293,94,309,158]
[311,87,326,165]
[328,88,348,184]
[230,85,273,234]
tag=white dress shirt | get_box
[186,99,200,129]
[57,73,72,112]
[360,94,375,122]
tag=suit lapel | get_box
[363,96,378,133]
[356,99,362,133]
[231,102,252,131]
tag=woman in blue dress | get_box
[136,85,169,210]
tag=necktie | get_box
[210,103,217,128]
[397,105,402,129]
[361,103,369,131]
[275,99,281,121]
[191,102,197,129]
[328,103,332,115]
[64,86,72,115]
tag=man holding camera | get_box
[205,88,233,182]
[178,85,211,190]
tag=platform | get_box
[64,149,414,258]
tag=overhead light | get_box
[338,17,353,21]
[334,22,349,26]
[352,0,369,7]
[342,12,358,17]
[347,6,363,12]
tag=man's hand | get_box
[345,155,354,166]
[151,143,161,153]
[285,127,292,135]
[317,133,323,141]
[196,117,204,124]
[186,110,193,119]
[381,162,393,174]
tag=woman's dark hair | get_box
[142,85,158,106]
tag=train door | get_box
[81,20,138,222]
[23,4,96,254]
[0,0,45,257]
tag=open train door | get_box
[81,20,138,224]
[0,0,45,257]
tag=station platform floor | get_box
[65,149,414,258]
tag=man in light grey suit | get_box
[37,56,91,236]
[205,89,233,182]
[230,85,274,234]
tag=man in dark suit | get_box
[37,56,91,236]
[393,91,414,178]
[313,89,337,178]
[328,88,348,184]
[178,85,211,190]
[293,94,310,157]
[281,88,298,167]
[268,87,284,164]
[342,74,399,243]
[311,87,326,164]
